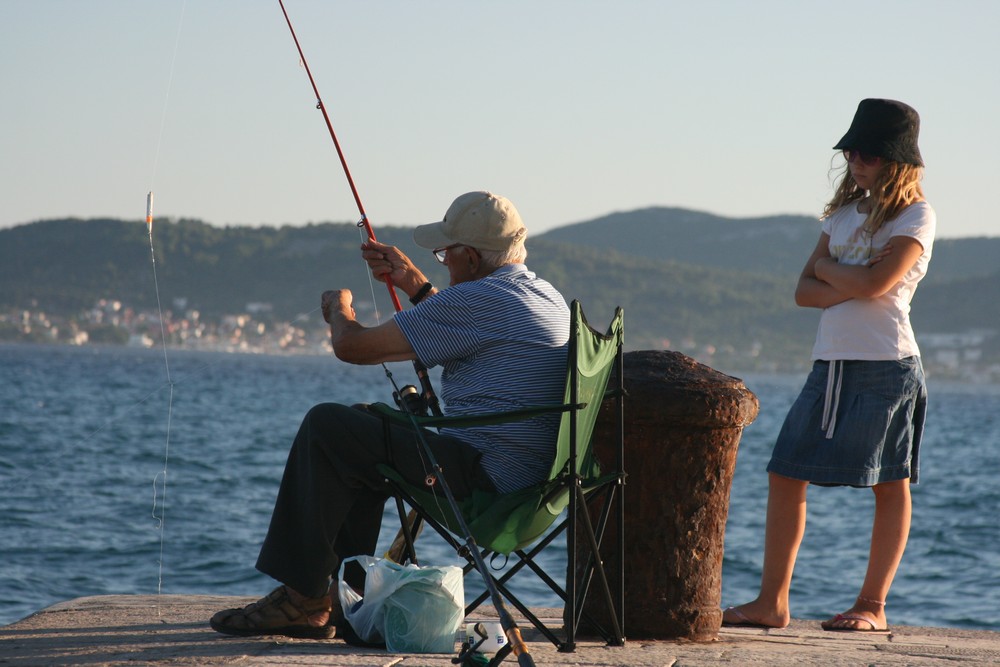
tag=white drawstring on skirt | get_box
[821,360,844,439]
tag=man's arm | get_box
[321,289,417,364]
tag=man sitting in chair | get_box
[210,191,570,639]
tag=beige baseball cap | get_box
[412,191,527,252]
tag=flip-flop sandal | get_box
[822,613,890,634]
[210,585,336,639]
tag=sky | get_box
[1,1,996,239]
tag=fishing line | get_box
[148,1,187,188]
[145,204,174,603]
[356,221,385,327]
[145,0,187,607]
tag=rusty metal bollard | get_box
[578,350,759,641]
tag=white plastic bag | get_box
[338,555,464,653]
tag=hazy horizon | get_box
[4,204,994,242]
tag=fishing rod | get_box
[276,4,534,665]
[277,0,440,418]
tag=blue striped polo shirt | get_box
[394,263,570,493]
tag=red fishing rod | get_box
[277,0,440,417]
[276,5,537,665]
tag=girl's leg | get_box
[823,478,911,631]
[723,473,808,628]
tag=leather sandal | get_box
[210,585,336,639]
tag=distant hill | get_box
[0,217,447,318]
[538,207,820,276]
[537,206,1000,285]
[917,237,1000,284]
[910,271,1000,331]
[535,206,1000,348]
[525,239,818,358]
[1,209,997,373]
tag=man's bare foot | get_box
[721,601,789,629]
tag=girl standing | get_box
[724,99,935,633]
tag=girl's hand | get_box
[867,243,894,267]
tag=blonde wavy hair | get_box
[823,159,925,235]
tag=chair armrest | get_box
[367,401,584,429]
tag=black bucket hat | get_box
[834,98,924,166]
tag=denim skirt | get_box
[766,357,927,487]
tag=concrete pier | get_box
[2,595,999,666]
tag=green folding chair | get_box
[371,300,625,653]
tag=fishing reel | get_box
[453,643,490,666]
[393,384,429,416]
[453,622,509,667]
[453,625,491,667]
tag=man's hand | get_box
[361,240,429,296]
[320,287,416,364]
[321,289,354,325]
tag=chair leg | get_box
[573,484,624,645]
[387,500,422,565]
[585,483,625,642]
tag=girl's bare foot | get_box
[722,601,789,629]
[822,597,889,632]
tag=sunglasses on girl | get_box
[843,149,883,167]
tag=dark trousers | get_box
[255,402,495,598]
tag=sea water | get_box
[1,344,997,630]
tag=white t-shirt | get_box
[812,200,936,361]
